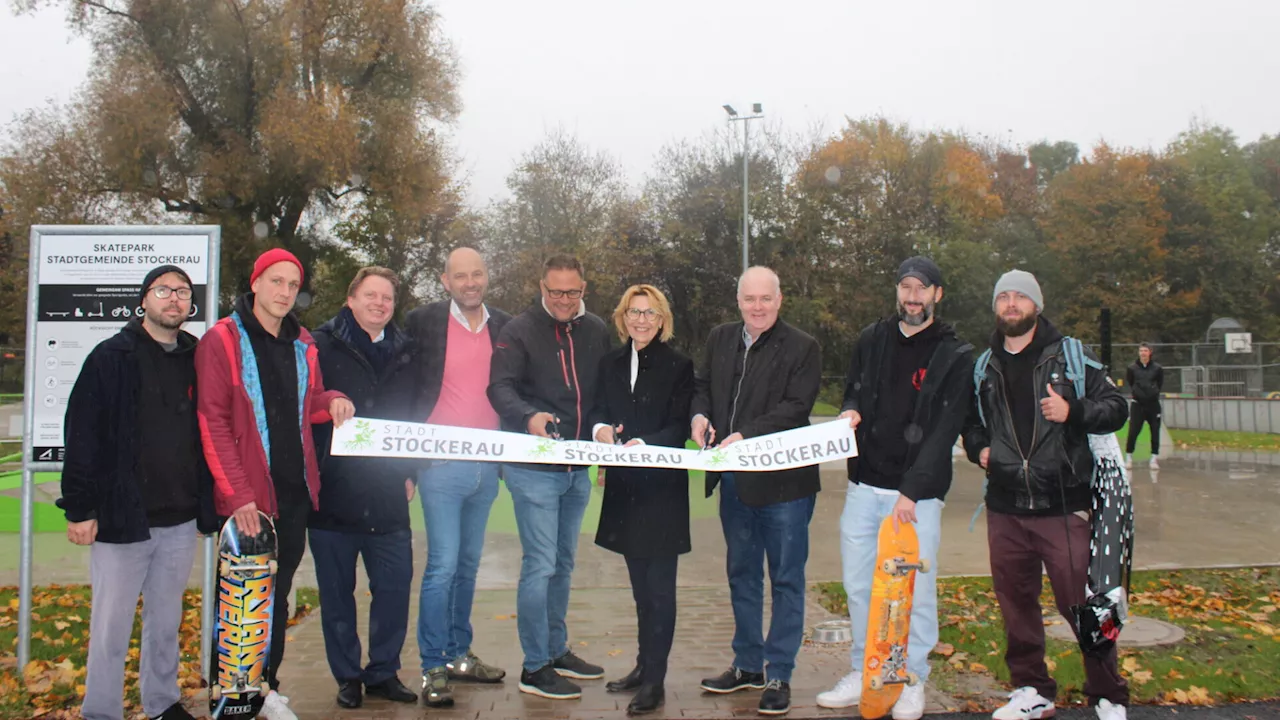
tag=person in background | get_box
[1124,343,1164,470]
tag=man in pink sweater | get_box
[405,247,512,706]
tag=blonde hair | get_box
[612,284,675,344]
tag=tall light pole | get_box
[724,103,763,273]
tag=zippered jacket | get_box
[487,299,611,470]
[962,316,1127,514]
[691,319,822,507]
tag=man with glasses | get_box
[488,254,611,700]
[61,265,218,720]
[816,257,974,720]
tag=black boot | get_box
[627,684,665,715]
[606,665,643,693]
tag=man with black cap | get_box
[61,265,218,720]
[196,248,354,720]
[816,257,974,719]
[962,269,1129,720]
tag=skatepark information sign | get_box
[26,226,221,462]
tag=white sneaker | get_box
[992,686,1055,719]
[816,670,861,708]
[1095,699,1127,720]
[259,691,298,720]
[892,683,926,720]
[1148,456,1159,470]
[1124,454,1133,469]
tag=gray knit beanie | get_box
[992,269,1044,312]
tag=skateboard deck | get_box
[1072,433,1134,658]
[208,512,278,719]
[860,516,929,719]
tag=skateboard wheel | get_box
[882,559,898,574]
[210,686,222,701]
[267,560,278,575]
[919,558,932,574]
[869,675,884,691]
[907,672,920,686]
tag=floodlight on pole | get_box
[724,102,764,273]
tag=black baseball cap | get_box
[896,256,942,287]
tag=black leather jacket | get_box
[963,318,1127,514]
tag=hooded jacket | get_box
[58,318,218,543]
[195,294,346,517]
[840,318,974,502]
[962,316,1128,515]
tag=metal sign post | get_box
[19,225,221,670]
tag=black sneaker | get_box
[552,650,604,679]
[150,702,197,720]
[519,664,583,699]
[758,679,791,716]
[700,666,766,694]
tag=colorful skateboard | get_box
[860,516,930,719]
[208,512,278,719]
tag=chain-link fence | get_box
[1105,342,1280,398]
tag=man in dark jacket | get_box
[816,257,973,719]
[691,266,821,717]
[404,248,512,706]
[487,254,611,700]
[196,248,353,720]
[309,267,419,709]
[962,270,1129,720]
[60,264,217,720]
[1124,343,1164,470]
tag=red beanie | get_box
[250,248,305,285]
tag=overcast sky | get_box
[3,0,1279,205]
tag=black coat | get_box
[1125,360,1164,406]
[840,319,974,502]
[58,319,219,543]
[404,300,512,419]
[310,311,420,533]
[691,319,822,507]
[592,340,695,558]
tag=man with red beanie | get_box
[196,247,354,720]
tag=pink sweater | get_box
[427,318,500,430]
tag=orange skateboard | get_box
[860,515,930,719]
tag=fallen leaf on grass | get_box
[1166,669,1185,680]
[1122,657,1141,673]
[1131,670,1153,685]
[932,642,955,657]
[969,662,988,673]
[1045,658,1057,672]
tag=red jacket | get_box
[195,315,345,517]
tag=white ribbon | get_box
[330,417,858,472]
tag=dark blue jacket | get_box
[58,319,219,543]
[310,310,420,534]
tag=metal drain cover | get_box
[811,619,852,643]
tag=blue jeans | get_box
[416,461,500,672]
[309,527,413,685]
[839,482,943,680]
[503,464,592,672]
[719,472,816,683]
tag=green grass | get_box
[1166,429,1280,452]
[815,567,1280,706]
[813,401,841,417]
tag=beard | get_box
[996,312,1037,337]
[898,301,934,327]
[147,308,185,331]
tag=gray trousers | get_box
[82,520,198,720]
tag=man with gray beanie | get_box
[962,270,1130,720]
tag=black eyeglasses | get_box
[625,308,658,319]
[150,286,193,300]
[545,288,584,299]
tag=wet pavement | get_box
[4,451,1279,588]
[6,450,1280,718]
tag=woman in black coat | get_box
[591,283,694,716]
